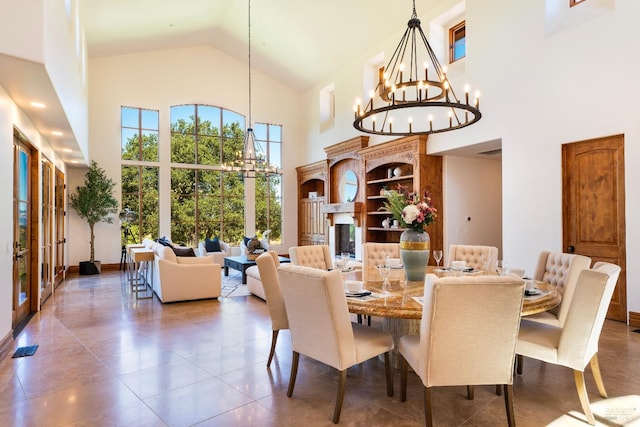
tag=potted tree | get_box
[70,160,119,275]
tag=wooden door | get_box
[54,167,65,287]
[41,159,53,302]
[562,134,626,322]
[13,134,38,328]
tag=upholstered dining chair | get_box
[447,244,498,272]
[255,251,288,367]
[399,274,525,427]
[516,262,621,425]
[362,242,400,281]
[278,263,394,424]
[288,244,333,270]
[526,251,592,328]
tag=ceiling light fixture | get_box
[225,0,279,178]
[30,101,46,109]
[353,0,481,136]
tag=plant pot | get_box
[399,229,430,281]
[79,261,101,275]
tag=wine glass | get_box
[376,264,391,295]
[497,260,508,276]
[433,250,443,267]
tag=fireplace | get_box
[335,224,355,258]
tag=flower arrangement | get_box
[384,185,437,232]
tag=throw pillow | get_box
[243,236,251,248]
[171,246,196,257]
[205,237,221,253]
[157,236,173,247]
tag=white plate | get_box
[345,290,371,297]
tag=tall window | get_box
[570,0,587,6]
[449,21,466,63]
[170,104,245,245]
[120,107,160,244]
[254,123,283,244]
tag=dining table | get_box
[343,266,561,319]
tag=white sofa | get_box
[246,250,281,300]
[143,239,222,303]
[197,239,231,266]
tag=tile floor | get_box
[1,270,639,426]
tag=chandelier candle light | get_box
[353,0,481,136]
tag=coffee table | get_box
[224,255,290,284]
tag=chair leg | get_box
[267,330,279,367]
[287,351,299,397]
[400,355,408,402]
[503,384,516,427]
[357,314,363,324]
[574,369,596,425]
[423,386,433,427]
[467,385,474,400]
[384,352,393,397]
[589,353,608,398]
[332,369,348,424]
[516,354,523,375]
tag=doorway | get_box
[13,130,38,330]
[54,167,66,287]
[41,159,53,303]
[562,134,626,322]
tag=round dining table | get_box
[343,266,561,319]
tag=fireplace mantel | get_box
[323,202,363,226]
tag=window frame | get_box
[254,122,283,245]
[570,0,587,6]
[449,20,466,64]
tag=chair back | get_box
[278,264,356,370]
[256,251,288,331]
[447,244,498,272]
[418,274,525,387]
[533,251,591,326]
[288,245,332,270]
[363,243,400,281]
[557,262,621,369]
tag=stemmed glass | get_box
[497,260,508,276]
[376,264,391,295]
[433,250,443,268]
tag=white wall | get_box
[298,0,640,316]
[84,45,304,265]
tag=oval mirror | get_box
[340,170,358,202]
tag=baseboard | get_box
[68,263,121,274]
[0,331,13,362]
[629,311,640,327]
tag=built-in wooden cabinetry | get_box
[359,136,442,250]
[296,135,442,253]
[296,161,328,246]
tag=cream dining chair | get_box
[516,262,621,425]
[525,251,592,328]
[288,244,333,270]
[447,244,498,272]
[362,242,400,282]
[399,274,525,427]
[278,264,394,424]
[255,251,288,367]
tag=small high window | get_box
[570,0,587,6]
[449,21,466,63]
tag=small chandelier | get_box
[225,0,280,178]
[353,0,481,136]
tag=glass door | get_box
[13,134,36,327]
[54,167,65,287]
[41,159,53,302]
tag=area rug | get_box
[221,270,251,297]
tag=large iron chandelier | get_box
[226,0,280,178]
[353,0,481,136]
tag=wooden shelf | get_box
[368,227,404,232]
[367,175,414,185]
[368,211,391,216]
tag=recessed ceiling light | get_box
[69,160,79,164]
[30,101,46,108]
[62,148,72,153]
[52,131,63,136]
